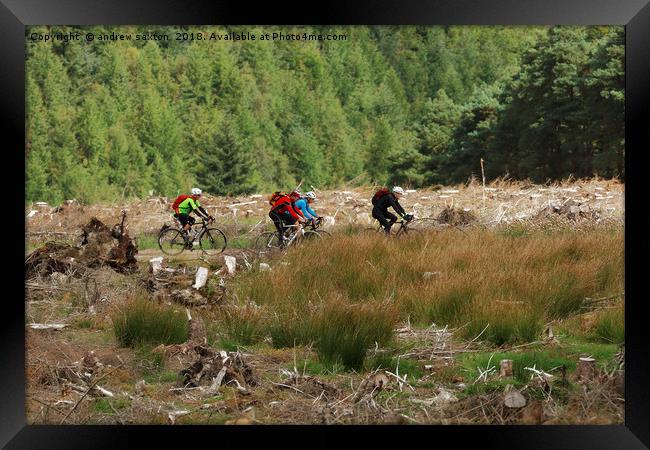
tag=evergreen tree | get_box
[197,121,257,196]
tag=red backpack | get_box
[372,188,391,206]
[171,194,191,213]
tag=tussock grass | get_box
[111,297,188,347]
[592,306,625,344]
[234,226,623,348]
[311,300,397,371]
[266,310,315,349]
[217,304,265,346]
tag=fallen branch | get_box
[465,323,490,348]
[28,323,68,330]
[60,363,123,424]
[385,371,416,392]
[271,382,314,398]
[226,201,257,208]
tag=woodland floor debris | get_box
[179,346,259,394]
[436,206,477,226]
[26,214,138,278]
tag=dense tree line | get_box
[25,25,623,204]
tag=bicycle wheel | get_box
[362,227,381,237]
[199,228,228,255]
[254,231,282,256]
[301,230,323,242]
[315,230,333,239]
[396,226,423,238]
[158,228,186,256]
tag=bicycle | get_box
[158,218,227,256]
[304,217,332,239]
[365,217,423,238]
[254,221,322,257]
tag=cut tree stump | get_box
[500,359,513,378]
[576,357,596,382]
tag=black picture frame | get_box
[4,0,649,447]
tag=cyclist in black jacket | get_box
[372,186,413,233]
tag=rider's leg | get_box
[269,211,284,243]
[372,209,392,234]
[281,213,297,241]
[178,214,190,236]
[385,211,398,232]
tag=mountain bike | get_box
[158,218,227,256]
[304,217,332,239]
[254,222,322,257]
[365,217,423,237]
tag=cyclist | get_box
[172,188,214,243]
[268,191,306,244]
[294,191,322,226]
[371,186,413,234]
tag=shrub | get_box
[219,303,265,345]
[311,301,397,371]
[591,306,624,344]
[266,312,314,349]
[111,297,188,347]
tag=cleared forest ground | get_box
[24,180,625,425]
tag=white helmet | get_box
[305,191,317,200]
[392,186,405,195]
[191,188,202,196]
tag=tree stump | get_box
[500,359,513,378]
[576,357,596,382]
[614,370,624,396]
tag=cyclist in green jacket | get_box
[173,188,214,241]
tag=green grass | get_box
[460,379,522,397]
[457,339,619,386]
[226,235,257,249]
[293,359,346,376]
[365,353,423,379]
[135,233,160,250]
[266,311,314,349]
[559,338,619,363]
[215,339,242,352]
[218,304,265,346]
[111,297,188,347]
[462,309,544,347]
[459,350,574,384]
[134,345,165,376]
[591,307,624,344]
[143,369,178,384]
[310,301,397,371]
[92,396,131,414]
[74,318,94,329]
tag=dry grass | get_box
[234,226,623,347]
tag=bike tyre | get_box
[199,228,228,255]
[396,227,423,238]
[301,230,323,242]
[254,231,283,257]
[158,228,186,256]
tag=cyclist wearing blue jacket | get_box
[294,191,321,224]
